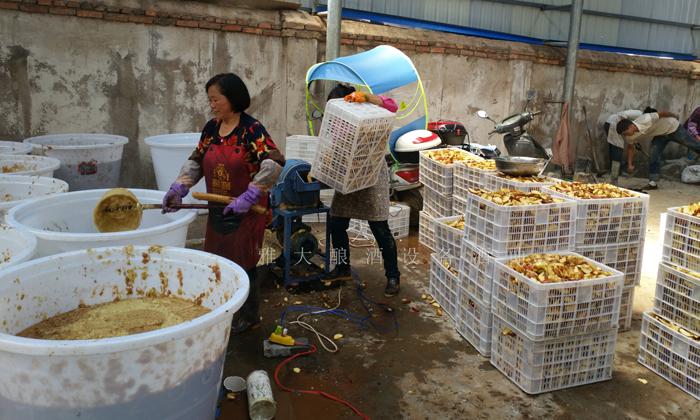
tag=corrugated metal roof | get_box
[302,0,700,57]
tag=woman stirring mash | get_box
[163,73,284,333]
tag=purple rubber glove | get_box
[162,182,189,213]
[224,183,262,215]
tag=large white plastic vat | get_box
[0,245,249,420]
[0,225,37,271]
[144,133,207,206]
[23,134,128,191]
[0,154,61,177]
[5,189,197,257]
[0,175,69,216]
[0,141,32,155]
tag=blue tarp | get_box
[314,6,696,61]
[306,45,419,94]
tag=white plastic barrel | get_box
[6,189,197,257]
[0,245,249,420]
[23,134,128,191]
[144,133,207,206]
[0,175,69,217]
[0,141,32,155]
[0,154,61,177]
[0,225,37,271]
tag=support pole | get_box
[325,0,341,62]
[562,0,584,173]
[562,0,584,107]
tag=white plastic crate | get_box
[653,262,700,335]
[456,289,493,357]
[464,191,576,257]
[429,254,460,321]
[419,210,436,251]
[492,252,624,340]
[453,162,496,199]
[619,285,636,332]
[285,135,320,162]
[483,173,557,192]
[578,242,643,287]
[543,186,648,247]
[419,148,482,195]
[662,208,700,273]
[638,312,700,400]
[491,315,617,394]
[453,195,467,216]
[348,202,411,240]
[423,185,454,218]
[310,99,395,194]
[458,238,496,307]
[434,215,465,260]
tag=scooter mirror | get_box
[476,110,489,119]
[310,109,323,120]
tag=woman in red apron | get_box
[163,73,284,333]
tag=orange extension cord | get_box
[273,344,371,420]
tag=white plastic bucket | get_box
[23,134,128,191]
[0,225,37,271]
[144,133,207,207]
[6,189,197,257]
[0,175,69,217]
[0,245,249,420]
[0,154,61,177]
[0,141,32,155]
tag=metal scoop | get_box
[92,188,219,233]
[93,189,265,233]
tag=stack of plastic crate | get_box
[638,203,700,400]
[419,148,481,250]
[490,252,624,394]
[286,135,320,163]
[452,160,497,215]
[427,215,465,323]
[310,99,395,195]
[451,189,577,357]
[418,210,436,250]
[455,239,496,356]
[348,202,410,240]
[482,173,557,192]
[285,135,334,223]
[542,183,649,331]
[428,253,460,321]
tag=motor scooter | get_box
[476,104,550,160]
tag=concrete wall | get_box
[1,0,699,187]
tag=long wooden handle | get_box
[192,192,233,204]
[191,192,267,214]
[141,204,223,210]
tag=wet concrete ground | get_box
[188,178,700,419]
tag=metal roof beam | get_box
[477,0,700,30]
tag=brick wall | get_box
[2,0,698,80]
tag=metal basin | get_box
[495,156,547,176]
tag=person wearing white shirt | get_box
[603,109,642,184]
[617,110,700,189]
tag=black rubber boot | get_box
[232,268,261,334]
[384,277,400,297]
[324,264,352,281]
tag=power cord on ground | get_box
[287,287,343,353]
[273,344,370,419]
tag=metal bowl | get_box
[494,156,548,176]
